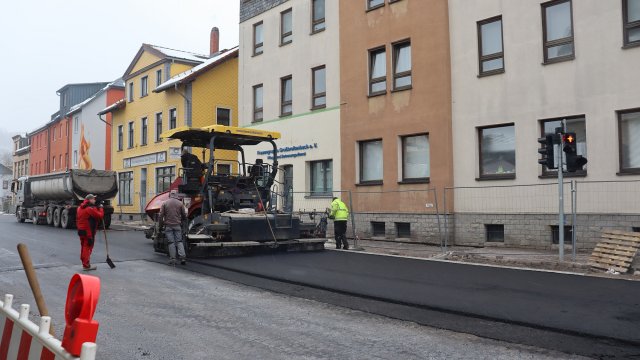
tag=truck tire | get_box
[16,208,25,223]
[46,207,54,226]
[53,208,62,228]
[61,209,74,229]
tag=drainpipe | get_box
[173,83,191,126]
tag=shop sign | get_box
[123,152,167,168]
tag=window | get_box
[217,164,231,175]
[393,41,412,90]
[368,0,384,10]
[310,160,332,195]
[141,76,148,97]
[73,150,78,166]
[52,156,56,171]
[618,109,640,173]
[117,125,123,151]
[128,82,134,102]
[542,0,574,63]
[312,66,326,109]
[155,112,163,142]
[128,121,134,148]
[60,155,63,169]
[478,124,516,179]
[486,224,505,242]
[141,117,148,146]
[156,166,175,194]
[253,22,264,55]
[402,134,430,181]
[359,139,383,183]
[118,172,133,205]
[312,0,325,33]
[478,16,504,75]
[623,0,640,47]
[551,225,572,244]
[369,47,386,96]
[169,108,177,129]
[74,117,79,134]
[156,69,163,87]
[371,222,385,237]
[281,9,293,45]
[281,76,293,116]
[253,85,264,122]
[541,116,587,174]
[396,222,411,238]
[217,108,231,126]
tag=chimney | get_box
[210,27,220,56]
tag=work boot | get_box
[180,258,187,265]
[82,265,97,271]
[168,259,176,266]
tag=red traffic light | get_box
[563,134,575,144]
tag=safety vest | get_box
[330,199,349,221]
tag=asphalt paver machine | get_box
[144,125,325,257]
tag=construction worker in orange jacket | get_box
[76,194,104,270]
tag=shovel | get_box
[101,218,116,269]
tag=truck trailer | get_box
[13,169,118,229]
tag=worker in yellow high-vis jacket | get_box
[329,197,349,250]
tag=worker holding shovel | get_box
[76,194,104,271]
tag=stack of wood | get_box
[590,230,640,273]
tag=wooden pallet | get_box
[589,230,640,273]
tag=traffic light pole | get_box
[557,126,565,261]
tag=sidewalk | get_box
[338,238,639,280]
[109,219,149,231]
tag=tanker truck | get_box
[13,169,118,229]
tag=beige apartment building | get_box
[339,0,453,242]
[449,0,640,249]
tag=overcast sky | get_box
[0,0,240,144]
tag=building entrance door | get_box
[140,168,147,215]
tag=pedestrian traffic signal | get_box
[538,135,556,169]
[562,132,588,172]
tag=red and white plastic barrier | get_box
[0,274,100,360]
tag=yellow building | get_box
[155,47,239,174]
[100,42,238,218]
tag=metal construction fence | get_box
[119,180,640,251]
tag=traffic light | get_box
[538,134,556,169]
[562,132,588,172]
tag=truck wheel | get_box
[16,208,25,223]
[61,209,73,229]
[46,207,54,226]
[53,208,62,228]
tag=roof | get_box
[14,145,30,155]
[56,82,111,94]
[123,44,209,79]
[67,78,125,116]
[161,125,280,150]
[0,164,12,176]
[98,98,126,116]
[154,47,239,93]
[148,44,209,63]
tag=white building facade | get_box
[68,80,125,171]
[449,0,640,248]
[239,0,341,211]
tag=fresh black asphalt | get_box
[190,251,640,347]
